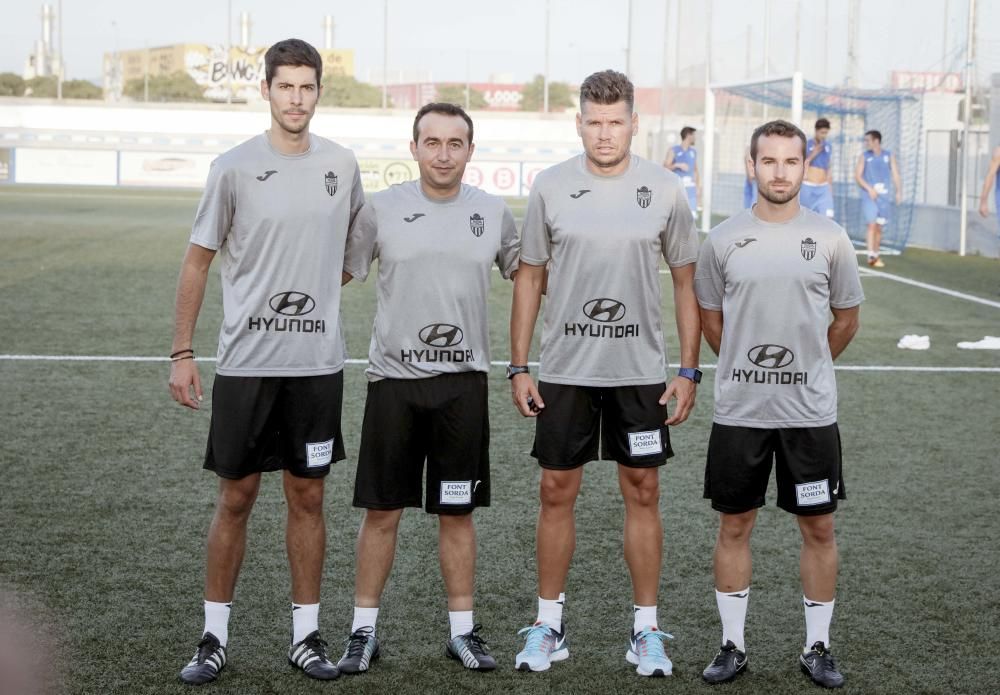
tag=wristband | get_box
[171,354,195,362]
[170,348,194,359]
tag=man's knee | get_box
[798,514,836,547]
[620,468,660,509]
[364,508,404,534]
[284,475,325,517]
[539,470,581,509]
[217,476,260,519]
[718,510,756,545]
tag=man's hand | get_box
[980,200,990,218]
[169,359,204,410]
[659,376,696,426]
[867,187,878,201]
[895,190,902,205]
[674,162,689,172]
[511,373,544,417]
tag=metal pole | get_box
[674,0,682,87]
[544,0,550,113]
[763,0,770,120]
[56,0,63,99]
[658,0,672,159]
[823,0,829,84]
[382,0,388,109]
[226,0,232,104]
[626,0,633,77]
[943,0,950,70]
[465,50,470,110]
[959,0,975,257]
[794,0,801,75]
[703,86,715,232]
[705,0,712,86]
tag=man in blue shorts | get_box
[800,118,835,219]
[854,130,901,267]
[664,126,700,218]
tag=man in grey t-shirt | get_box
[510,70,701,678]
[335,104,518,675]
[168,40,362,684]
[695,120,863,689]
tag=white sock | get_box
[803,596,835,651]
[536,593,565,630]
[449,610,474,639]
[633,605,658,633]
[715,588,749,652]
[203,600,232,647]
[352,606,379,635]
[292,603,319,644]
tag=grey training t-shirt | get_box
[694,208,865,428]
[190,133,364,377]
[344,181,519,380]
[520,154,698,387]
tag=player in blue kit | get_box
[977,145,1000,228]
[743,147,757,209]
[664,127,699,218]
[800,119,835,219]
[854,130,901,268]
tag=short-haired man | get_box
[664,126,700,218]
[854,129,902,268]
[336,103,519,674]
[696,120,863,689]
[977,145,1000,226]
[801,118,835,219]
[169,38,363,684]
[510,70,701,678]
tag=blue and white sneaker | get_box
[625,626,674,677]
[179,632,226,685]
[515,622,569,672]
[337,627,379,674]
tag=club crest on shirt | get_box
[636,186,652,209]
[801,237,817,261]
[470,213,485,237]
[324,171,338,196]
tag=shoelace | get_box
[635,629,674,659]
[463,624,490,654]
[344,627,374,658]
[517,624,555,654]
[303,633,330,659]
[195,635,219,663]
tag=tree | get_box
[520,74,575,112]
[123,71,205,102]
[24,76,57,97]
[319,76,386,108]
[0,72,25,96]
[62,80,102,99]
[435,84,488,110]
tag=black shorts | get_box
[704,423,846,516]
[353,372,489,514]
[531,381,673,469]
[204,371,346,480]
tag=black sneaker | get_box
[800,641,845,688]
[338,626,380,674]
[446,624,497,671]
[179,632,226,685]
[702,640,748,684]
[288,630,340,680]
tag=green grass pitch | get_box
[0,185,998,694]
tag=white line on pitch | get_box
[2,354,999,373]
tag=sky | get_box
[2,0,999,90]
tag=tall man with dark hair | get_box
[801,118,835,219]
[696,120,863,688]
[854,129,902,267]
[664,126,700,217]
[510,69,701,677]
[335,103,519,674]
[169,38,363,684]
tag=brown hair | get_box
[579,70,634,112]
[264,39,323,87]
[750,119,807,161]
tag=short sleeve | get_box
[694,237,724,311]
[519,181,550,266]
[343,202,379,282]
[829,231,865,309]
[661,183,699,267]
[348,159,365,228]
[190,159,234,250]
[496,204,520,279]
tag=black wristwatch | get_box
[677,367,703,384]
[506,364,530,379]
